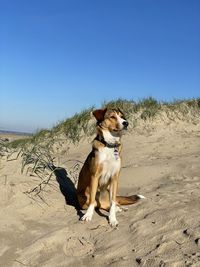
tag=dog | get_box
[77,108,144,227]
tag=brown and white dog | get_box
[77,108,145,227]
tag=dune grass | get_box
[52,107,95,143]
[6,138,31,149]
[1,97,199,200]
[4,97,200,149]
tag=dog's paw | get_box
[81,204,94,222]
[81,213,93,222]
[109,217,119,227]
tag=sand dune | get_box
[0,121,200,266]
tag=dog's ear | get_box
[92,108,107,122]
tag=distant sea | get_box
[0,129,32,136]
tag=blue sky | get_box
[0,0,199,133]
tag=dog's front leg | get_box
[109,173,119,227]
[81,175,99,222]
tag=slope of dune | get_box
[0,103,200,267]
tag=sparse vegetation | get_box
[31,129,51,142]
[0,97,199,202]
[21,141,56,201]
[2,98,200,150]
[138,97,161,120]
[21,141,55,175]
[0,138,10,157]
[53,107,95,143]
[7,138,31,149]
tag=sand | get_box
[0,122,200,267]
[0,132,31,142]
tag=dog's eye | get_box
[111,116,115,119]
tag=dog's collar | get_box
[95,135,121,149]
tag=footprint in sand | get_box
[184,252,200,266]
[183,228,200,245]
[63,236,94,256]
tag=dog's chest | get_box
[98,147,121,186]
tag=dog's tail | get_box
[116,194,145,205]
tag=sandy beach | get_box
[1,0,199,265]
[0,120,200,267]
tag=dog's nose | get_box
[122,121,129,128]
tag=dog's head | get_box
[92,108,129,132]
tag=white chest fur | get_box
[98,147,121,186]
